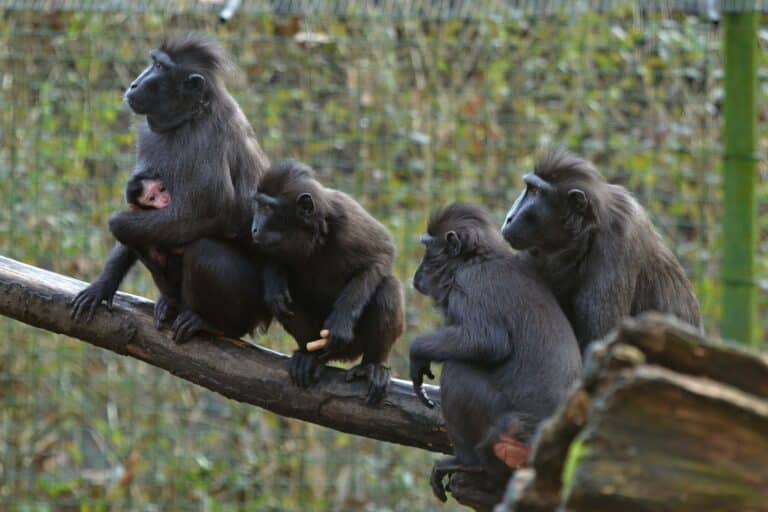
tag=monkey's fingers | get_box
[414,383,435,409]
[171,311,203,343]
[365,364,390,406]
[429,469,449,503]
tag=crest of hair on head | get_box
[427,202,500,256]
[160,34,236,79]
[533,148,610,225]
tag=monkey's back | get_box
[440,252,581,449]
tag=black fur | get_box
[71,35,272,342]
[411,202,581,501]
[502,149,702,352]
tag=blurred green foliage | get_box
[0,5,766,511]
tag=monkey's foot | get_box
[289,351,324,389]
[493,433,530,470]
[171,310,218,343]
[430,458,484,503]
[153,296,179,328]
[346,362,390,405]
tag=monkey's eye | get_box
[260,204,273,214]
[159,186,166,192]
[148,195,156,202]
[528,186,540,196]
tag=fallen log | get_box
[500,313,768,512]
[0,255,450,453]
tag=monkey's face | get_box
[502,174,589,252]
[138,180,171,209]
[251,191,323,259]
[413,231,462,301]
[125,49,208,131]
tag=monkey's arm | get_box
[322,264,386,350]
[573,256,636,347]
[70,242,138,322]
[108,208,227,248]
[409,325,511,364]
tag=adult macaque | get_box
[411,203,581,502]
[71,35,274,342]
[502,149,701,352]
[251,160,405,405]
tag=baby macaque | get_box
[126,172,171,211]
[124,171,174,266]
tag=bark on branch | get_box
[0,255,450,453]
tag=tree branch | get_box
[0,255,450,453]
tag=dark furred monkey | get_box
[410,203,581,502]
[251,160,404,405]
[502,150,701,352]
[71,35,273,342]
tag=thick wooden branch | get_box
[500,314,768,512]
[0,255,450,453]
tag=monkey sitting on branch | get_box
[410,202,581,503]
[502,149,701,354]
[70,35,274,343]
[251,160,405,405]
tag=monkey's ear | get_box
[445,231,462,257]
[296,193,315,216]
[567,189,588,214]
[183,73,206,93]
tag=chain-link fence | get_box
[0,2,766,510]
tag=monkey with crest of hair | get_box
[71,35,276,343]
[411,202,581,503]
[502,149,701,353]
[251,160,405,405]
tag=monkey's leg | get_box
[137,249,182,328]
[345,362,390,406]
[279,307,327,389]
[430,456,484,503]
[289,351,326,389]
[347,276,404,405]
[176,239,270,342]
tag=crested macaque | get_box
[410,203,581,502]
[502,150,702,353]
[71,35,274,342]
[251,160,405,405]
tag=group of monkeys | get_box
[68,35,702,502]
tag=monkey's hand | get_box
[321,314,355,354]
[409,356,435,408]
[69,280,117,323]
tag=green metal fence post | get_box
[721,9,759,347]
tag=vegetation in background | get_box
[0,6,766,511]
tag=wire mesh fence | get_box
[0,2,766,511]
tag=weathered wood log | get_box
[0,255,450,453]
[500,313,768,512]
